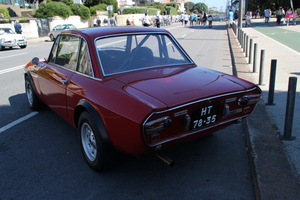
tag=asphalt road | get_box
[0,22,256,199]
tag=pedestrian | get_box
[202,13,207,28]
[234,10,238,23]
[180,12,184,25]
[227,9,234,28]
[142,12,151,27]
[285,8,293,26]
[207,14,213,28]
[155,14,162,28]
[292,10,299,26]
[189,13,194,26]
[14,20,22,34]
[183,13,189,27]
[276,7,283,25]
[126,18,131,26]
[96,17,101,27]
[93,17,97,27]
[245,11,252,27]
[264,8,270,23]
[103,18,108,26]
[110,15,117,26]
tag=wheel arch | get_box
[74,100,115,150]
[24,72,39,99]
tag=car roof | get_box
[61,27,171,40]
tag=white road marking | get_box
[0,65,24,75]
[182,34,187,37]
[0,52,27,59]
[0,112,39,133]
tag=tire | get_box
[49,34,55,41]
[20,45,27,49]
[25,76,44,111]
[78,111,118,171]
[0,46,4,50]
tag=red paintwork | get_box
[24,27,261,155]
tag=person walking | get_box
[183,13,189,27]
[96,17,101,27]
[292,10,299,26]
[285,8,293,26]
[227,9,234,28]
[14,20,22,34]
[207,14,213,28]
[264,8,270,23]
[202,13,207,28]
[155,14,162,28]
[110,15,117,26]
[276,7,283,25]
[189,13,194,26]
[142,12,151,27]
[93,17,97,27]
[245,11,252,27]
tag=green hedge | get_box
[89,4,107,16]
[0,5,10,18]
[34,2,73,18]
[123,7,159,15]
[71,3,90,20]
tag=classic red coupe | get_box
[24,27,261,171]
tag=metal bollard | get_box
[266,59,277,106]
[241,31,244,49]
[253,43,258,72]
[245,35,249,57]
[249,39,253,64]
[280,77,297,140]
[258,50,265,85]
[243,33,246,52]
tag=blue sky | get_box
[191,0,227,11]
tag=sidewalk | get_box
[229,18,300,199]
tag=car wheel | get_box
[20,45,27,49]
[0,46,4,50]
[25,76,44,111]
[49,34,55,41]
[79,111,118,171]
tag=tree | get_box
[184,2,195,13]
[71,3,90,20]
[34,2,73,18]
[192,3,208,14]
[84,0,118,12]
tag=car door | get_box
[37,34,80,119]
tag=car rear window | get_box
[95,33,193,77]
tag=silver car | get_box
[48,24,76,41]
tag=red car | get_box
[24,27,261,171]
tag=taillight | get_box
[144,116,173,135]
[238,94,261,106]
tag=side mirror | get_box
[32,57,39,65]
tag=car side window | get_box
[77,40,93,76]
[53,35,80,70]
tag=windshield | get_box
[95,33,193,77]
[0,28,15,35]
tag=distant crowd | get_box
[227,6,298,27]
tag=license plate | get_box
[190,102,220,130]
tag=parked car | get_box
[0,28,27,50]
[24,27,261,171]
[48,24,76,41]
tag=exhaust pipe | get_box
[154,151,175,167]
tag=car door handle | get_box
[61,79,69,85]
